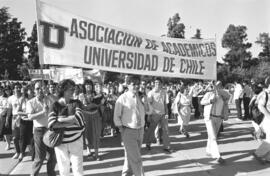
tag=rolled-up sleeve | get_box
[114,95,123,127]
[201,92,212,105]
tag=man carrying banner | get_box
[114,75,149,176]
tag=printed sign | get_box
[36,0,217,80]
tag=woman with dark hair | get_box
[79,79,102,161]
[48,79,85,176]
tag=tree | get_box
[167,13,185,38]
[17,60,30,80]
[221,24,252,70]
[27,23,40,69]
[256,33,270,62]
[0,7,27,80]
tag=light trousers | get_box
[144,114,170,148]
[255,118,270,161]
[54,137,83,176]
[122,127,144,176]
[204,117,223,158]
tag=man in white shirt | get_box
[26,81,56,176]
[233,80,244,119]
[114,75,149,176]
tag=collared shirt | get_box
[201,91,224,120]
[147,89,167,115]
[233,83,243,100]
[26,96,53,128]
[114,91,145,129]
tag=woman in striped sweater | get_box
[48,79,85,176]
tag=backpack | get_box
[249,92,268,125]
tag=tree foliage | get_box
[222,24,252,70]
[27,23,40,69]
[256,33,270,62]
[0,7,27,80]
[167,13,185,38]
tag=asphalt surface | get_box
[1,105,270,176]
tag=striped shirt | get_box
[48,99,85,144]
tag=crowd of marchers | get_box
[0,75,270,176]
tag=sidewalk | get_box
[0,140,19,175]
[1,109,270,175]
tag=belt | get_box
[34,126,47,130]
[123,126,142,130]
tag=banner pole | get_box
[34,0,44,85]
[215,33,217,81]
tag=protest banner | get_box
[83,69,103,83]
[36,0,217,80]
[28,69,51,80]
[50,67,84,84]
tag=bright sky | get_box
[1,0,270,62]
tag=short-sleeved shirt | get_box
[234,83,244,100]
[147,89,167,115]
[8,95,22,116]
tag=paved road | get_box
[1,107,270,176]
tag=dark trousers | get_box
[235,98,243,119]
[192,97,200,118]
[243,97,251,119]
[20,120,33,154]
[13,126,21,154]
[32,127,56,176]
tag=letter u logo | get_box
[39,21,68,49]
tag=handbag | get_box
[43,128,64,148]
